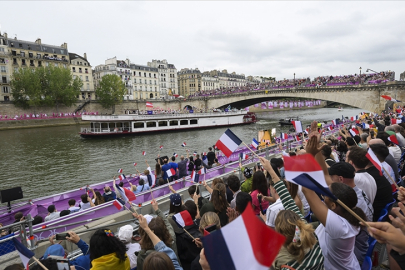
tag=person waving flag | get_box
[215,129,242,158]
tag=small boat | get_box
[279,117,298,126]
[337,107,343,111]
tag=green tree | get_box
[10,67,42,109]
[95,74,126,114]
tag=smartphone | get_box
[55,233,70,241]
[56,259,71,270]
[205,224,217,233]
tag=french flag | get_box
[160,145,163,150]
[280,133,288,140]
[304,129,309,135]
[193,151,197,156]
[366,148,383,175]
[215,129,242,158]
[172,210,194,228]
[12,238,34,270]
[362,123,370,129]
[201,205,285,270]
[327,126,333,131]
[166,168,176,177]
[182,142,187,147]
[350,116,358,121]
[388,134,400,146]
[113,199,124,210]
[251,138,259,149]
[295,135,300,141]
[190,170,199,183]
[332,120,337,126]
[117,168,123,174]
[133,162,137,167]
[198,167,206,175]
[146,102,153,108]
[142,151,146,156]
[291,120,303,133]
[115,184,136,202]
[349,128,359,137]
[240,153,249,160]
[381,95,400,102]
[118,174,126,181]
[284,154,337,199]
[203,152,207,156]
[173,153,178,158]
[391,118,402,124]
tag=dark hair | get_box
[336,141,348,152]
[169,203,185,215]
[346,137,356,147]
[32,215,43,225]
[184,200,197,220]
[139,217,173,251]
[158,178,165,186]
[14,212,23,221]
[347,147,369,168]
[143,251,175,270]
[270,158,284,168]
[376,131,391,146]
[189,156,194,162]
[285,181,298,200]
[30,258,57,270]
[251,171,269,196]
[68,199,76,206]
[369,144,389,162]
[4,264,24,270]
[118,182,124,187]
[81,194,89,203]
[47,205,55,213]
[155,163,162,176]
[321,145,332,158]
[94,191,105,206]
[353,135,361,144]
[235,192,252,214]
[89,228,127,262]
[211,183,228,213]
[330,182,367,225]
[289,152,297,156]
[188,185,200,196]
[139,179,145,186]
[171,156,176,162]
[227,175,240,193]
[60,210,70,217]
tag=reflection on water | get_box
[0,107,364,200]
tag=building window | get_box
[149,93,153,98]
[3,86,9,93]
[0,66,6,73]
[87,83,90,90]
[139,72,141,76]
[79,68,82,73]
[4,96,9,101]
[149,73,151,77]
[86,76,89,81]
[85,68,88,73]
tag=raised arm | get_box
[203,180,213,194]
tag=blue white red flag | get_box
[280,133,288,140]
[362,123,370,129]
[118,174,126,181]
[198,167,206,175]
[284,154,337,200]
[142,151,146,156]
[381,95,400,102]
[160,145,163,150]
[182,142,187,147]
[117,168,123,174]
[366,148,383,176]
[133,163,137,167]
[113,199,124,210]
[115,184,136,202]
[251,138,259,149]
[201,205,285,270]
[295,135,300,141]
[190,170,199,183]
[166,168,176,177]
[332,120,337,126]
[173,153,178,158]
[193,151,197,156]
[328,126,333,131]
[172,210,194,228]
[240,153,249,160]
[349,128,359,137]
[215,129,242,158]
[12,238,34,270]
[291,120,303,133]
[391,118,402,124]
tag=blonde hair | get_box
[200,212,221,230]
[275,210,317,263]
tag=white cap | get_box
[144,214,153,224]
[118,225,133,242]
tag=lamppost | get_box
[359,67,362,84]
[294,73,296,86]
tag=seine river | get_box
[1,107,365,201]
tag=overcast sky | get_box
[1,1,404,80]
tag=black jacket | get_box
[175,223,202,270]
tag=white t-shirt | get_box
[353,186,373,222]
[331,151,340,162]
[315,210,360,270]
[265,198,284,228]
[140,167,156,186]
[298,186,310,217]
[354,171,377,204]
[126,242,141,269]
[79,201,91,211]
[389,146,402,163]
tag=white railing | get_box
[80,127,130,133]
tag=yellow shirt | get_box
[91,253,130,270]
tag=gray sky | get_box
[1,1,404,80]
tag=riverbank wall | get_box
[0,117,86,130]
[248,101,326,112]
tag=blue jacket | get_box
[70,239,90,270]
[102,191,116,202]
[155,241,183,270]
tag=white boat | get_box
[337,107,343,111]
[79,110,257,138]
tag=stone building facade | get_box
[69,53,95,100]
[147,59,178,98]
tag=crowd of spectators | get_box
[0,111,99,121]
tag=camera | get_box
[55,233,70,240]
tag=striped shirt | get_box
[274,181,325,270]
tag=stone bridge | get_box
[135,82,405,112]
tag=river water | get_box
[0,107,365,201]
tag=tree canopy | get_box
[95,74,126,114]
[10,66,82,111]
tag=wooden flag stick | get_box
[382,167,400,189]
[130,203,138,215]
[336,199,370,229]
[150,189,155,200]
[32,256,49,270]
[242,142,260,158]
[183,227,196,240]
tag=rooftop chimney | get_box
[35,38,41,44]
[4,32,7,39]
[83,53,87,60]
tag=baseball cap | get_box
[170,193,182,207]
[118,225,133,242]
[328,162,355,179]
[43,244,65,259]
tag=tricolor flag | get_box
[284,154,337,199]
[117,168,123,174]
[172,210,194,228]
[349,128,359,137]
[327,126,333,131]
[391,118,402,124]
[113,199,124,210]
[166,168,176,178]
[215,129,242,158]
[115,184,136,202]
[118,174,126,181]
[295,135,300,141]
[240,153,249,160]
[182,142,187,147]
[201,205,285,270]
[12,238,35,270]
[366,148,383,175]
[203,152,207,156]
[332,120,337,126]
[198,167,206,175]
[190,170,199,183]
[193,151,197,156]
[280,133,288,140]
[142,151,146,156]
[173,153,178,158]
[251,138,259,150]
[381,95,400,102]
[146,102,153,108]
[362,123,370,129]
[133,162,137,167]
[388,134,400,146]
[160,145,163,150]
[291,120,303,133]
[304,129,309,135]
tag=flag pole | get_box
[32,256,49,270]
[335,199,370,229]
[182,228,196,240]
[242,142,260,158]
[382,167,400,189]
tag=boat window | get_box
[133,122,144,129]
[115,122,123,128]
[147,122,157,128]
[190,119,198,125]
[169,120,178,126]
[158,121,168,127]
[180,120,188,125]
[101,123,109,130]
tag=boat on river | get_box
[337,107,343,111]
[279,117,298,126]
[79,110,257,138]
